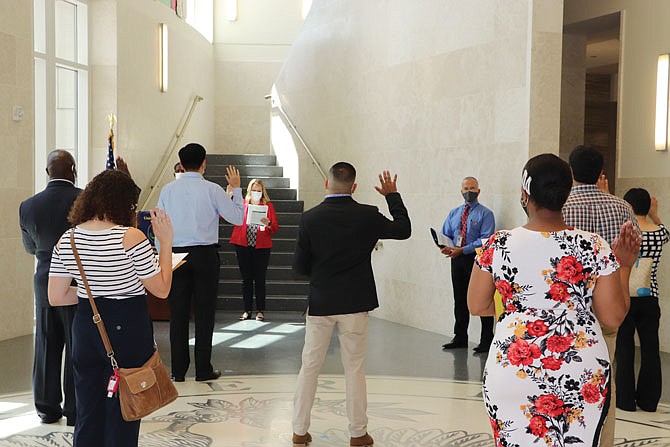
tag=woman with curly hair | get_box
[48,170,174,447]
[467,154,640,446]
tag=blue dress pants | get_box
[72,296,155,447]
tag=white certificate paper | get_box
[246,204,268,226]
[154,252,188,271]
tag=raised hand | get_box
[116,156,132,178]
[649,195,661,224]
[150,208,173,247]
[225,165,241,189]
[374,170,398,196]
[611,220,641,269]
[596,173,609,194]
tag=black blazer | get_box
[293,192,411,316]
[19,180,82,307]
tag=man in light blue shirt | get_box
[440,176,495,353]
[158,143,244,382]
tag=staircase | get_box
[204,154,309,311]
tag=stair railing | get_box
[139,95,204,210]
[269,94,327,180]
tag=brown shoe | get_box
[350,433,374,446]
[292,432,312,446]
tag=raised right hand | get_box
[611,220,641,269]
[596,173,609,194]
[374,170,398,196]
[225,165,241,189]
[150,208,173,248]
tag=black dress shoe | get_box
[196,369,221,382]
[473,343,491,354]
[40,415,62,424]
[171,375,185,382]
[442,339,468,350]
[66,418,76,427]
[616,403,636,412]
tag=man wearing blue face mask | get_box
[440,177,495,353]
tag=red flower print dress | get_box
[476,227,619,447]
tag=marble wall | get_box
[214,60,282,154]
[565,0,670,351]
[559,33,586,160]
[0,0,36,340]
[273,0,564,337]
[212,0,303,154]
[89,0,216,207]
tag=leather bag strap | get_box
[70,231,118,369]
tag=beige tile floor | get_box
[0,375,668,446]
[0,313,668,445]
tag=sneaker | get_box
[240,311,252,320]
[350,433,374,446]
[256,311,265,321]
[292,432,312,446]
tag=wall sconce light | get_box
[226,0,237,21]
[159,23,168,92]
[655,53,669,151]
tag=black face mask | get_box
[462,191,479,203]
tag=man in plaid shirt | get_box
[563,145,639,447]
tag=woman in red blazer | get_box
[229,179,279,321]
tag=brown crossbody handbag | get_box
[70,232,178,422]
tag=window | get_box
[33,0,89,193]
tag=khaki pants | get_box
[293,312,369,438]
[599,326,617,447]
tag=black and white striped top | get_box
[49,226,160,300]
[640,224,669,298]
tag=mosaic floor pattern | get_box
[0,375,668,446]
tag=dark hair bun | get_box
[524,154,572,211]
[623,188,651,216]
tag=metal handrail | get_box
[271,97,327,180]
[139,95,203,209]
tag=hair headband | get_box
[522,169,532,196]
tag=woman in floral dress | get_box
[467,154,640,446]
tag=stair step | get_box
[220,265,301,280]
[275,212,301,225]
[272,201,304,213]
[241,177,290,188]
[207,154,277,166]
[237,188,295,201]
[219,225,298,239]
[203,176,297,200]
[205,166,283,177]
[219,280,309,295]
[219,251,295,266]
[213,200,303,214]
[216,296,307,311]
[205,173,290,189]
[219,239,296,252]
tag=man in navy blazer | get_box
[19,150,81,426]
[292,162,411,447]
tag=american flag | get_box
[106,126,115,170]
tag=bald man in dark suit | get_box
[19,150,81,426]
